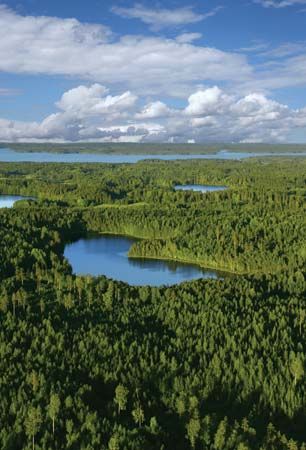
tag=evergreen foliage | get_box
[0,157,305,448]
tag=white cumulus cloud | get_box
[0,84,305,143]
[56,84,137,117]
[111,4,222,30]
[0,5,252,97]
[185,87,232,116]
[135,101,172,119]
[1,5,306,97]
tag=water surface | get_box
[175,184,227,193]
[1,147,306,163]
[64,234,222,286]
[0,195,33,208]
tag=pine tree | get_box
[114,384,129,414]
[108,435,120,450]
[25,406,42,450]
[186,416,200,449]
[132,404,145,427]
[290,355,304,386]
[48,393,61,435]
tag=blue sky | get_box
[0,0,305,143]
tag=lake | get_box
[1,147,306,163]
[0,195,33,208]
[64,234,222,286]
[175,184,227,193]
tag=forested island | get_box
[1,142,306,155]
[0,157,305,449]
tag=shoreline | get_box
[85,230,253,276]
[128,252,248,276]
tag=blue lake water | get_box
[0,195,33,208]
[64,234,222,286]
[0,147,306,163]
[175,184,227,193]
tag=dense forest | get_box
[0,157,305,449]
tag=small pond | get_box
[0,195,33,208]
[64,234,223,286]
[175,184,227,193]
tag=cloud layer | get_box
[0,4,251,97]
[0,5,306,98]
[0,4,306,143]
[112,4,222,30]
[0,83,305,143]
[255,0,306,7]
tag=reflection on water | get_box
[64,234,222,286]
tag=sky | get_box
[0,0,305,143]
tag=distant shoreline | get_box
[1,142,306,155]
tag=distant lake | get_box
[1,147,306,163]
[0,195,33,208]
[64,234,223,286]
[175,184,227,193]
